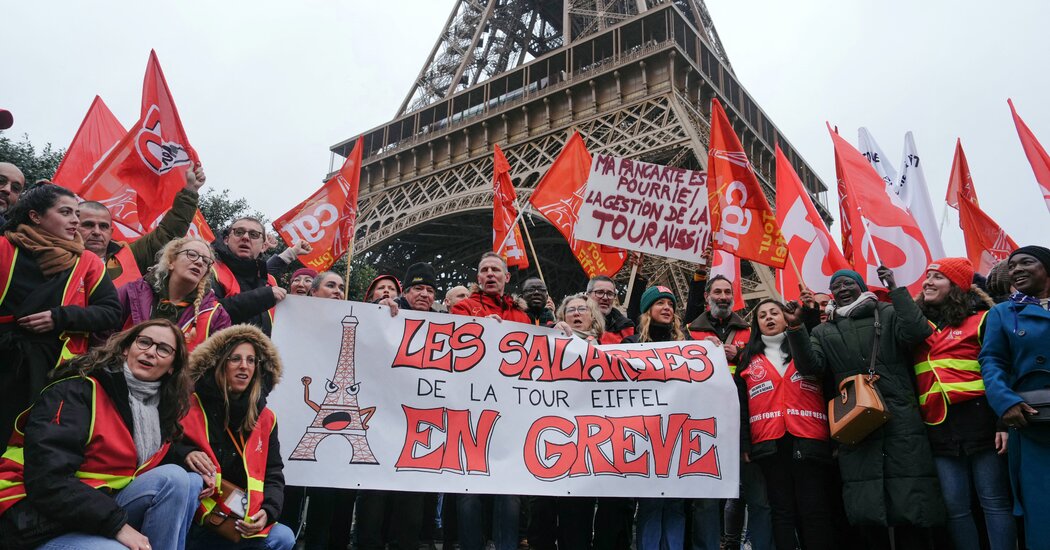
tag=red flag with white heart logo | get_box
[707,99,788,269]
[272,139,363,271]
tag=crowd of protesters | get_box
[0,153,1048,550]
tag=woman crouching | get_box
[179,324,295,550]
[0,319,201,550]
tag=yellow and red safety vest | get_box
[211,262,277,324]
[0,377,170,514]
[739,354,830,444]
[120,303,223,352]
[0,238,107,365]
[912,313,988,425]
[689,327,751,373]
[107,244,142,289]
[180,393,276,538]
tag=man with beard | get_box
[587,275,636,344]
[521,277,555,327]
[77,163,206,287]
[0,162,25,228]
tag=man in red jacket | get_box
[450,251,530,324]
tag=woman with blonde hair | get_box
[179,324,294,550]
[556,293,605,341]
[115,236,231,351]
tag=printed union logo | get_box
[748,363,766,382]
[710,148,753,171]
[135,104,191,176]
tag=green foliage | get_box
[198,188,268,232]
[0,132,65,185]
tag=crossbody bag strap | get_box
[868,307,882,379]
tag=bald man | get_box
[0,162,25,227]
[78,163,206,286]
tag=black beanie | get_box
[403,262,437,290]
[1010,245,1050,274]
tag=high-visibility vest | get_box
[120,302,223,352]
[688,326,750,373]
[107,244,142,288]
[739,354,830,444]
[212,261,277,323]
[180,393,276,538]
[912,313,988,425]
[0,238,107,365]
[0,376,170,514]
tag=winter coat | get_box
[103,188,199,282]
[115,278,232,350]
[0,366,176,547]
[979,299,1050,538]
[450,291,531,324]
[210,241,278,334]
[173,324,286,522]
[603,308,636,343]
[525,306,556,327]
[791,287,946,527]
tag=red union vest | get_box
[107,244,142,288]
[0,377,170,514]
[0,238,107,365]
[120,303,223,352]
[689,326,751,373]
[739,354,830,444]
[181,393,276,538]
[912,313,988,425]
[212,261,277,323]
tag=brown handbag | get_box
[828,308,891,444]
[201,479,247,543]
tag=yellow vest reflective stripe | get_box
[912,314,988,425]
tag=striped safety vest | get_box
[180,393,276,538]
[912,313,988,425]
[0,238,107,365]
[0,377,170,514]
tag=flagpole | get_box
[516,203,546,285]
[495,208,526,255]
[343,237,355,300]
[859,216,884,267]
[623,259,640,312]
[938,202,950,237]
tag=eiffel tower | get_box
[331,0,831,304]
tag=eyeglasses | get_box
[564,306,589,314]
[229,227,264,241]
[0,175,24,195]
[176,249,215,266]
[133,335,175,358]
[588,290,616,299]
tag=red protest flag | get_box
[945,138,979,210]
[492,145,529,269]
[775,144,851,299]
[52,96,127,195]
[829,124,932,293]
[1008,99,1050,215]
[707,99,787,269]
[272,139,363,271]
[958,198,1018,275]
[529,131,626,277]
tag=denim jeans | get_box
[186,522,295,550]
[690,499,721,550]
[636,498,685,550]
[934,450,1016,550]
[457,493,521,550]
[40,464,202,550]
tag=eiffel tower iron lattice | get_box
[331,0,831,305]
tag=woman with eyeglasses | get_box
[179,324,295,550]
[0,183,122,448]
[0,319,203,550]
[556,293,605,341]
[112,236,232,352]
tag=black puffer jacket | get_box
[210,242,278,335]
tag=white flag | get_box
[898,132,946,259]
[858,127,899,189]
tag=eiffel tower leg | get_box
[289,432,326,461]
[344,434,378,465]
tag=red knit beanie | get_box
[927,257,974,290]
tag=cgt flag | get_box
[52,96,127,196]
[946,138,979,210]
[273,139,363,271]
[492,145,529,269]
[1008,99,1050,215]
[774,145,851,299]
[530,131,625,277]
[829,124,932,293]
[958,198,1018,275]
[707,99,787,269]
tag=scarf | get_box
[761,332,788,376]
[831,291,878,320]
[5,224,85,277]
[1010,291,1050,311]
[122,363,163,465]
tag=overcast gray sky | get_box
[4,0,1048,256]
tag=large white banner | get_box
[573,154,711,263]
[270,297,739,498]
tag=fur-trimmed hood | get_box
[188,324,283,395]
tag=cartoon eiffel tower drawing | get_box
[290,313,378,464]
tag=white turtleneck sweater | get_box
[761,332,788,376]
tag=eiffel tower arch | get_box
[330,0,831,305]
